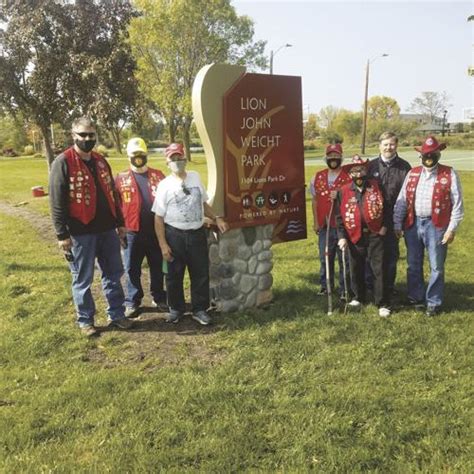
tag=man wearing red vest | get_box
[336,155,392,317]
[394,136,464,316]
[309,143,351,298]
[49,117,134,336]
[115,137,167,317]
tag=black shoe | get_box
[425,306,440,317]
[407,299,425,310]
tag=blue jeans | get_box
[404,217,448,308]
[165,225,209,314]
[318,227,348,295]
[70,229,125,327]
[123,231,166,308]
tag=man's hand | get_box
[378,226,387,236]
[394,229,403,239]
[58,238,72,252]
[216,217,229,234]
[160,243,174,262]
[117,226,127,248]
[330,190,337,200]
[441,230,455,245]
[338,238,348,250]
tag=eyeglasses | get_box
[74,132,96,139]
[181,182,190,195]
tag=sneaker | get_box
[192,310,212,326]
[152,300,169,312]
[426,305,439,317]
[80,325,99,337]
[125,306,140,318]
[378,307,391,318]
[318,288,328,296]
[109,317,135,329]
[348,299,361,308]
[165,312,181,324]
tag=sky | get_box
[233,0,473,123]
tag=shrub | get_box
[23,145,34,155]
[96,144,108,157]
[2,148,18,157]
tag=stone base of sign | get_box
[208,224,274,312]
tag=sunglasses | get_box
[181,182,190,195]
[74,132,96,139]
[422,152,440,160]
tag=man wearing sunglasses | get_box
[49,116,134,337]
[115,137,167,317]
[152,143,229,325]
[393,136,464,317]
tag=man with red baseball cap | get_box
[393,136,464,316]
[336,155,392,317]
[152,143,229,326]
[309,143,351,298]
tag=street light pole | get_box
[441,109,448,136]
[361,53,388,154]
[269,43,292,74]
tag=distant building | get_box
[400,113,449,134]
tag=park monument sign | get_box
[193,64,305,312]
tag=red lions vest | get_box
[314,168,351,228]
[404,164,452,229]
[340,179,384,243]
[115,168,165,231]
[64,147,116,225]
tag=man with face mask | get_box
[393,136,464,316]
[309,143,351,298]
[115,138,167,317]
[366,132,411,298]
[336,155,391,317]
[49,117,134,336]
[152,143,229,325]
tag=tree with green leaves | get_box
[367,96,400,121]
[129,0,266,160]
[332,110,362,143]
[0,0,139,165]
[304,114,320,140]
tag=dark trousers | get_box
[349,232,388,307]
[366,229,399,294]
[165,225,209,314]
[123,231,166,307]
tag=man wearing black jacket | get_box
[49,117,134,336]
[367,132,411,298]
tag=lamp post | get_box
[361,53,389,154]
[269,43,292,75]
[441,109,448,136]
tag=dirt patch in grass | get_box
[0,200,225,368]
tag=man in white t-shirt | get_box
[152,143,229,325]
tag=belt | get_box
[417,216,432,220]
[165,224,204,233]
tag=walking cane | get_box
[341,246,349,315]
[325,200,335,316]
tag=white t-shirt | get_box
[152,171,208,230]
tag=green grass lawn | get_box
[0,153,473,471]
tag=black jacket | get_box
[367,154,411,228]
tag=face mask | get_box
[131,155,147,168]
[75,139,96,153]
[352,175,366,187]
[327,159,341,170]
[421,154,439,169]
[169,160,186,174]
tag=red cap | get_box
[164,143,185,159]
[414,136,447,155]
[325,143,343,156]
